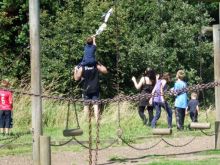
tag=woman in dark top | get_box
[132,68,156,126]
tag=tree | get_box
[0,0,216,102]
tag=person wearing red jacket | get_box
[0,79,13,135]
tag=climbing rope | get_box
[74,102,80,128]
[65,101,71,130]
[88,108,93,165]
[69,104,118,151]
[94,109,101,165]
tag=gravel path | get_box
[0,136,217,165]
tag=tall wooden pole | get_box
[213,25,220,149]
[29,0,42,164]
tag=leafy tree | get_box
[0,0,217,104]
[0,0,29,81]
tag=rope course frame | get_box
[0,81,219,104]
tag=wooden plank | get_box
[152,128,172,135]
[190,122,211,129]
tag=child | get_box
[0,79,13,135]
[186,92,199,122]
[150,72,173,128]
[174,70,188,131]
[78,36,97,68]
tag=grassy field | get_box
[148,149,220,165]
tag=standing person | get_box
[0,79,13,135]
[150,73,173,128]
[77,36,97,68]
[173,70,188,131]
[186,92,199,122]
[74,63,108,122]
[132,68,156,126]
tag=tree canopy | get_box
[0,0,218,101]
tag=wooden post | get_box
[213,25,220,149]
[29,0,42,164]
[40,136,51,165]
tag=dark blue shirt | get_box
[81,44,96,66]
[187,99,199,112]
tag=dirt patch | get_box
[0,136,218,165]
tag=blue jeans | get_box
[151,102,172,128]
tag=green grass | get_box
[201,149,220,155]
[108,150,220,165]
[148,157,220,165]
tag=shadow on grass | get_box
[98,149,219,165]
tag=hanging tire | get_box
[63,128,83,137]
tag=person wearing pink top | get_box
[0,79,13,135]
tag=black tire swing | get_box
[63,101,83,137]
[63,40,83,137]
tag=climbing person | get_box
[74,63,108,122]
